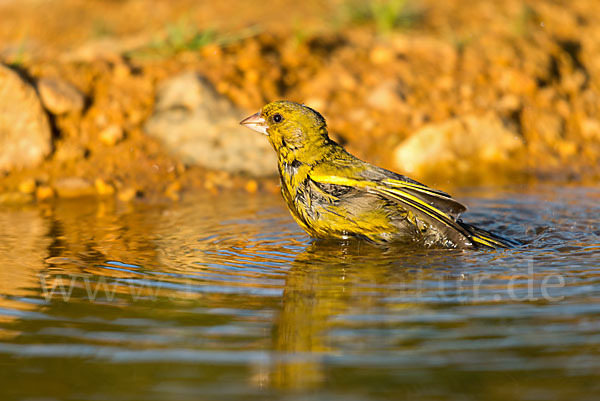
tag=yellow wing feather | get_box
[309,173,511,248]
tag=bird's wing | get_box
[311,149,468,216]
[378,177,467,219]
[309,171,509,248]
[308,171,462,225]
[308,155,467,217]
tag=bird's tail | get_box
[458,221,521,249]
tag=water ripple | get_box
[0,187,599,400]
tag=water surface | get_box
[1,186,599,400]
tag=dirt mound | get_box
[1,0,598,202]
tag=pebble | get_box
[18,178,37,194]
[37,77,84,115]
[54,177,95,198]
[245,179,258,194]
[36,185,55,201]
[95,178,116,196]
[99,125,124,146]
[118,187,137,202]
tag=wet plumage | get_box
[240,101,519,249]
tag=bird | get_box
[240,100,519,249]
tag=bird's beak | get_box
[239,111,268,135]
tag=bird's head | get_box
[240,101,330,159]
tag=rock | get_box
[117,187,137,202]
[0,64,52,172]
[18,178,37,194]
[36,185,54,201]
[153,72,206,112]
[393,114,524,177]
[99,125,124,146]
[94,178,115,196]
[37,77,84,115]
[580,118,600,141]
[147,74,278,176]
[54,177,95,198]
[244,179,258,194]
[144,72,276,176]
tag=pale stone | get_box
[37,77,84,115]
[54,177,95,198]
[99,125,124,146]
[144,73,276,177]
[0,64,52,172]
[394,114,524,176]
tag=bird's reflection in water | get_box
[270,239,464,389]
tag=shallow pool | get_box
[1,185,599,400]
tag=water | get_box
[0,185,599,401]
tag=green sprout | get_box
[125,19,261,60]
[342,0,421,34]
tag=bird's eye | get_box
[273,113,283,123]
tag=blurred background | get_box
[1,0,598,203]
[2,2,600,401]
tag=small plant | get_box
[371,0,409,33]
[342,0,420,34]
[162,22,217,53]
[125,19,261,60]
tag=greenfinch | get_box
[240,101,519,249]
